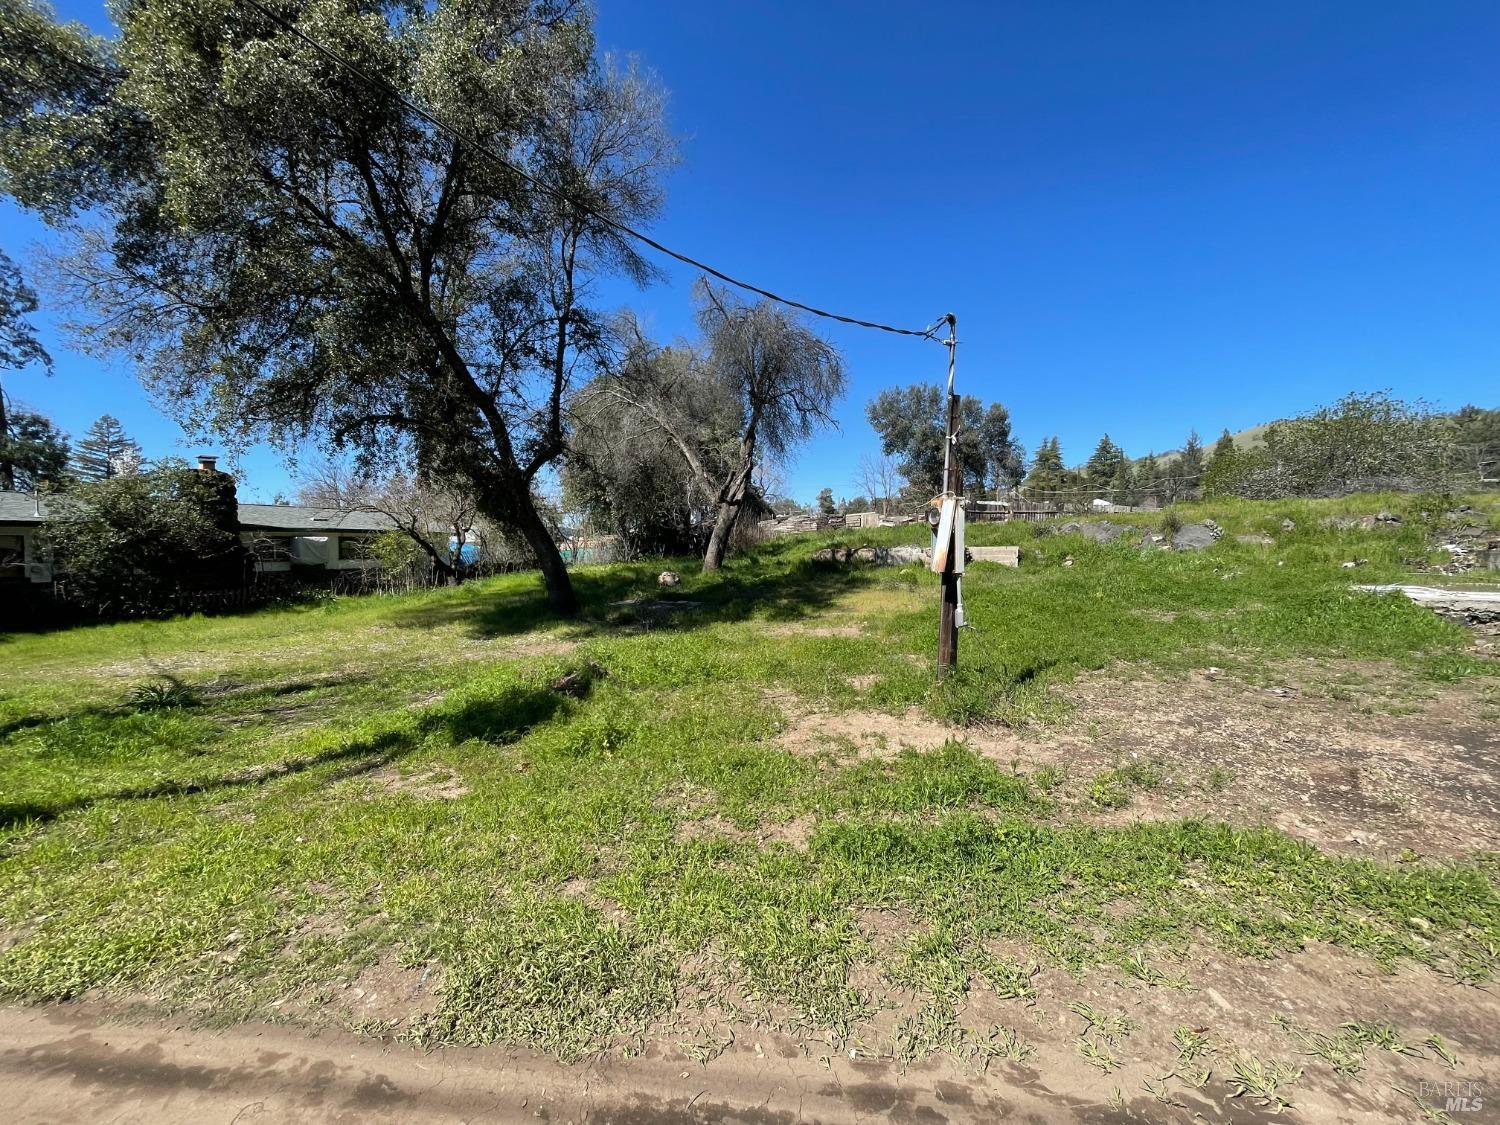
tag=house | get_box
[0,456,400,588]
[237,503,395,574]
[0,491,51,585]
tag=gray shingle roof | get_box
[0,492,48,523]
[0,492,395,533]
[236,504,395,532]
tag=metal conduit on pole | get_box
[936,314,961,677]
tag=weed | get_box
[129,679,199,711]
[975,951,1039,1004]
[1142,1075,1185,1107]
[1122,951,1193,990]
[1076,1035,1118,1073]
[1069,1001,1134,1043]
[1226,1056,1302,1113]
[1425,1033,1460,1069]
[1172,1025,1211,1063]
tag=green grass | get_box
[0,491,1497,1060]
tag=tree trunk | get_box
[510,497,579,615]
[703,461,753,572]
[0,386,12,491]
[701,497,740,572]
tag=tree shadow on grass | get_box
[0,681,567,832]
[387,549,891,641]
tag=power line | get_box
[236,0,945,342]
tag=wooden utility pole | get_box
[937,314,960,677]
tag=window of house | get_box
[247,535,292,563]
[0,533,25,581]
[338,535,376,561]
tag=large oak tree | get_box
[0,0,673,614]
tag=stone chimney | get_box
[197,455,219,472]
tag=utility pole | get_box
[937,314,960,676]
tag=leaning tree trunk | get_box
[512,498,579,616]
[703,462,754,573]
[702,495,741,572]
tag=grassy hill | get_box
[2,492,1498,1112]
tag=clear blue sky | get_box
[3,0,1497,503]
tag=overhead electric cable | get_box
[237,0,945,342]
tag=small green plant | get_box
[1226,1056,1302,1113]
[1076,1035,1118,1073]
[1425,1033,1459,1069]
[1122,951,1193,990]
[1069,1001,1134,1042]
[128,678,199,710]
[1173,1025,1211,1063]
[973,1024,1034,1067]
[1142,1075,1184,1107]
[1087,773,1131,809]
[1033,764,1066,793]
[977,953,1040,1004]
[1205,766,1233,792]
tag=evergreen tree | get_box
[71,414,142,481]
[1109,456,1134,505]
[1084,434,1125,494]
[0,410,68,491]
[1137,450,1161,502]
[816,486,836,516]
[1023,436,1067,496]
[1176,430,1204,498]
[1210,428,1237,463]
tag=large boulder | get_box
[1058,520,1139,544]
[1171,523,1218,551]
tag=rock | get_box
[1375,511,1402,524]
[1203,518,1224,541]
[1171,523,1218,551]
[1235,533,1275,546]
[1281,518,1296,531]
[1058,520,1138,543]
[1340,558,1369,569]
[549,661,607,698]
[657,570,681,587]
[1062,555,1075,568]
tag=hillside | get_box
[2,493,1498,1121]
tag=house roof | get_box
[0,492,47,523]
[236,504,395,533]
[0,492,395,533]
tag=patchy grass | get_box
[0,491,1497,1074]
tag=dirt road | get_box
[0,1002,1089,1124]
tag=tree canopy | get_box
[866,385,1022,499]
[1,0,675,614]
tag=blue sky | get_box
[3,0,1497,503]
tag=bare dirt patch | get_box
[779,706,977,760]
[676,813,815,848]
[767,622,867,638]
[998,664,1500,860]
[362,767,469,801]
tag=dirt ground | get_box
[3,951,1495,1125]
[6,661,1498,1122]
[791,659,1500,863]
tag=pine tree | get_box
[1085,434,1125,494]
[1210,428,1236,464]
[1023,436,1066,496]
[0,410,69,491]
[1178,430,1204,493]
[71,414,143,481]
[1138,451,1161,502]
[816,486,836,516]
